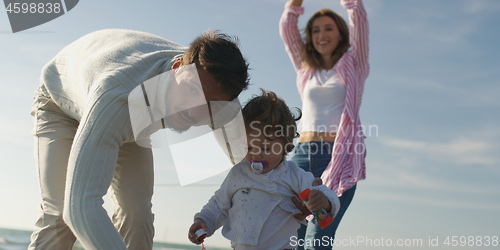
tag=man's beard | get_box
[164,114,190,134]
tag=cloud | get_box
[367,169,499,196]
[363,0,384,16]
[359,191,500,211]
[0,115,32,147]
[379,136,499,166]
[393,20,474,50]
[378,73,500,107]
[382,1,495,53]
[21,43,65,65]
[463,0,500,14]
[363,126,500,201]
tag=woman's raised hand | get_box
[288,0,303,7]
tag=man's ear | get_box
[171,57,183,69]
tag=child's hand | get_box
[293,177,323,220]
[188,218,208,245]
[306,189,332,212]
[292,196,312,220]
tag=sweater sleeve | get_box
[279,4,306,73]
[194,170,235,236]
[63,87,133,250]
[342,0,370,80]
[320,0,369,196]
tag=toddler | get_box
[188,90,340,249]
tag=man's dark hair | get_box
[182,30,250,100]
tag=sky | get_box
[1,0,499,249]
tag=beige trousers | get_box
[28,90,155,250]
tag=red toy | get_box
[298,188,333,229]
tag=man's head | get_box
[166,31,249,132]
[180,30,250,100]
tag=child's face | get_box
[245,132,285,174]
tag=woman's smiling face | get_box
[311,15,342,58]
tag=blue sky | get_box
[1,0,499,248]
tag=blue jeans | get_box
[291,141,357,250]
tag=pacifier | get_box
[250,160,269,174]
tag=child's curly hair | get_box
[242,89,301,155]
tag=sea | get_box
[0,228,231,250]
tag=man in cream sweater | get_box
[28,29,249,250]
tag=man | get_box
[28,29,249,250]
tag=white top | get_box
[299,69,346,133]
[195,159,340,248]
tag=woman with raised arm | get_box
[280,0,369,249]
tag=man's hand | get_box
[293,177,323,220]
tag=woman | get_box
[279,0,369,249]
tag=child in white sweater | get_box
[188,90,340,249]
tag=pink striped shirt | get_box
[279,0,369,196]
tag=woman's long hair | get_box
[302,9,350,70]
